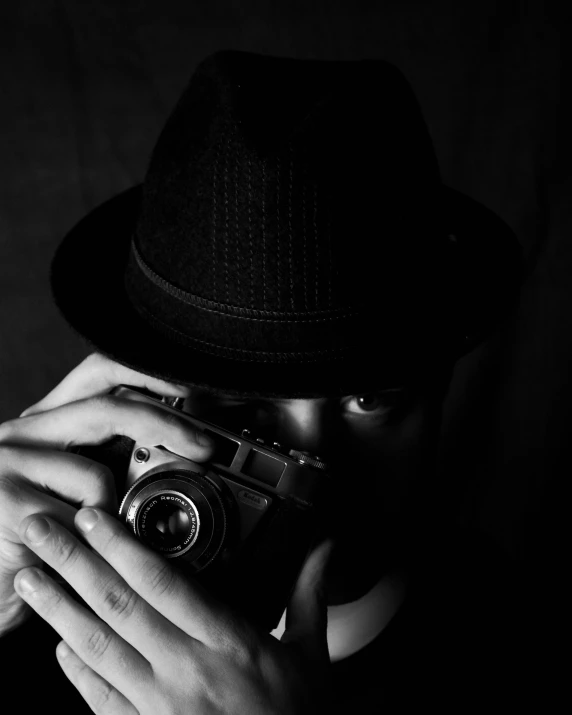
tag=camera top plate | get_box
[112,386,329,506]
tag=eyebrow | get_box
[345,388,406,397]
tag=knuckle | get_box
[84,627,114,663]
[82,459,114,492]
[85,352,115,380]
[143,557,178,599]
[89,680,116,714]
[0,470,25,506]
[211,613,255,663]
[41,586,66,620]
[101,579,138,621]
[86,351,105,368]
[105,354,128,381]
[50,532,81,570]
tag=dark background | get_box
[0,1,568,621]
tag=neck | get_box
[271,568,408,661]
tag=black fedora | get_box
[50,50,522,398]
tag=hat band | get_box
[124,240,375,362]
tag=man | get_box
[0,50,532,712]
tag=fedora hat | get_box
[50,50,522,398]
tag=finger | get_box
[281,539,334,662]
[13,564,151,709]
[20,352,190,417]
[71,507,238,648]
[3,394,213,463]
[16,513,186,671]
[0,444,118,517]
[56,641,139,715]
[0,444,121,603]
[0,445,117,586]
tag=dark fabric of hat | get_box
[50,50,523,398]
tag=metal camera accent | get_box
[75,386,329,631]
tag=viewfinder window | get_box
[241,450,285,487]
[204,430,239,467]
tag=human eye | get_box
[340,390,408,423]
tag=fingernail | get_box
[17,568,44,594]
[76,508,99,532]
[25,517,51,544]
[57,641,71,659]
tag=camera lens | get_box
[119,469,233,573]
[138,491,200,553]
[154,504,190,539]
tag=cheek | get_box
[338,403,437,511]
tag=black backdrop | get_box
[0,0,568,625]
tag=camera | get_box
[74,385,330,631]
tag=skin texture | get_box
[0,352,451,713]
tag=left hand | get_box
[14,508,334,714]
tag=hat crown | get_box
[133,50,449,315]
[51,50,523,396]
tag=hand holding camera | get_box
[0,353,335,715]
[0,353,211,635]
[84,385,328,630]
[0,352,329,635]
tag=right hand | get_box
[0,352,213,634]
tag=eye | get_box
[355,395,383,412]
[341,391,406,420]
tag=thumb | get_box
[280,538,335,661]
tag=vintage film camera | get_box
[74,385,329,631]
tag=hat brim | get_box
[50,184,522,398]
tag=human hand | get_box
[14,506,334,714]
[0,353,211,633]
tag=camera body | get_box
[75,386,329,631]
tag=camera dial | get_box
[240,429,328,472]
[287,449,328,471]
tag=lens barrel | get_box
[119,469,230,572]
